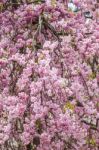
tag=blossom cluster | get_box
[0,0,99,150]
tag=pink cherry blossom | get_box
[0,0,99,149]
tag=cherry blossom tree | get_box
[0,0,99,150]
